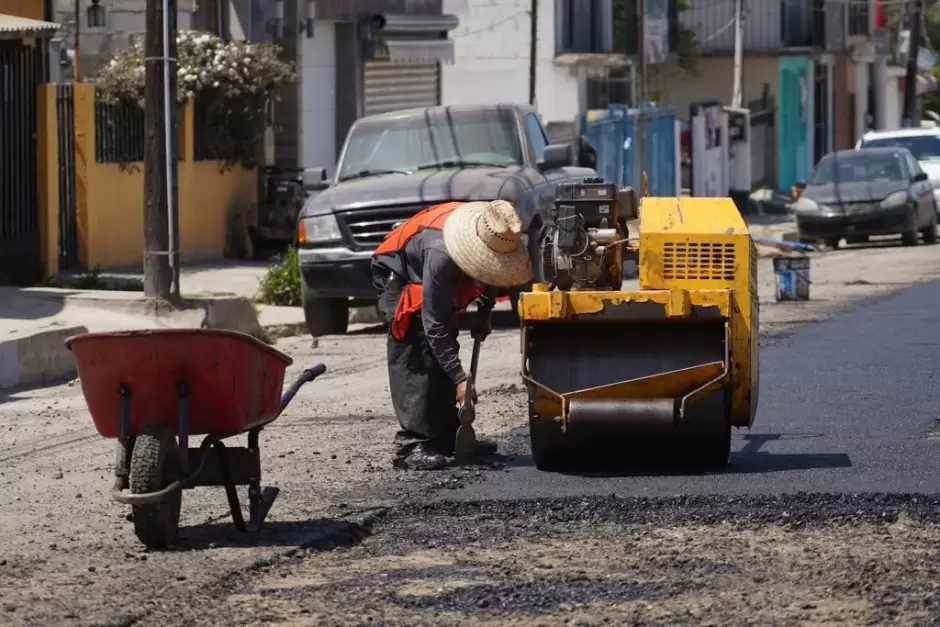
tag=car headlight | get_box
[298,214,342,244]
[789,197,820,213]
[881,191,909,208]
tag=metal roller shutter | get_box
[363,60,440,116]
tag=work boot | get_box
[437,437,499,458]
[393,444,448,471]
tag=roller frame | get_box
[522,322,730,434]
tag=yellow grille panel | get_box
[662,241,737,281]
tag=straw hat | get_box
[442,200,533,288]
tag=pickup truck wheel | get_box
[301,284,349,337]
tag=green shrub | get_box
[257,246,301,306]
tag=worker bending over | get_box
[372,200,533,471]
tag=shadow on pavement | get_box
[173,516,373,551]
[500,431,852,478]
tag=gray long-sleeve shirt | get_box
[374,229,495,385]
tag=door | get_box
[905,153,932,225]
[522,112,555,227]
[0,40,44,285]
[362,60,440,116]
[813,61,829,166]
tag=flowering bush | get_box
[94,31,297,169]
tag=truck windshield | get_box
[337,109,523,182]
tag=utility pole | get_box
[902,0,924,127]
[637,0,646,106]
[143,0,180,299]
[73,0,81,79]
[730,0,745,108]
[528,0,537,105]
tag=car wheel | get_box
[824,237,840,250]
[922,208,939,245]
[301,283,349,337]
[902,225,919,247]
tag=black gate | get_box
[748,84,777,191]
[56,84,79,271]
[0,40,45,285]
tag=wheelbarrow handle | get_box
[279,363,327,413]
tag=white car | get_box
[857,128,940,212]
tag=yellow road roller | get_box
[518,177,759,470]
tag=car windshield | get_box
[860,134,940,161]
[337,109,523,181]
[809,152,906,185]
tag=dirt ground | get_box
[2,240,940,625]
[136,494,940,626]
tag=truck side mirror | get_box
[538,144,573,172]
[304,167,329,192]
[578,136,597,170]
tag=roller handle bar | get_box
[279,363,327,413]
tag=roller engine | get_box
[538,178,638,291]
[518,178,760,471]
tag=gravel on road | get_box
[133,494,940,626]
[2,241,940,624]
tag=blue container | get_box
[773,255,810,301]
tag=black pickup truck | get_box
[296,103,598,336]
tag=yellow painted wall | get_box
[38,83,259,273]
[0,0,44,19]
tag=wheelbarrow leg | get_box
[113,384,133,493]
[213,431,279,533]
[213,440,248,532]
[247,428,279,529]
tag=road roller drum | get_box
[518,178,759,471]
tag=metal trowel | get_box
[454,327,484,463]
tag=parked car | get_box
[296,103,598,336]
[856,127,940,213]
[790,147,938,249]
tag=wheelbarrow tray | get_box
[66,329,292,439]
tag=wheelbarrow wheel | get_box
[129,424,183,549]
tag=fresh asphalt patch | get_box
[135,494,940,625]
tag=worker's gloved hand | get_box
[456,380,477,405]
[471,312,492,341]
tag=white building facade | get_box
[440,0,578,126]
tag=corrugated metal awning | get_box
[380,14,459,34]
[0,13,60,37]
[384,39,455,65]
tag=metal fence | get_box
[579,105,677,196]
[56,84,80,271]
[94,98,145,163]
[0,40,44,285]
[193,95,240,162]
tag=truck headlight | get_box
[881,191,909,209]
[298,214,342,244]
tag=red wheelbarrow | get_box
[65,328,327,550]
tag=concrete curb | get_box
[0,325,88,390]
[1,291,271,390]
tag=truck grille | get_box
[338,204,435,248]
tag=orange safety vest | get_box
[374,202,486,340]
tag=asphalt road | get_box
[382,278,940,503]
